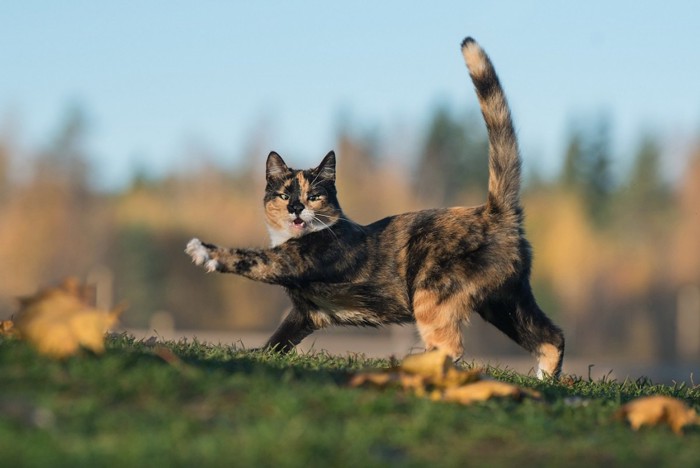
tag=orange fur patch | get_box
[537,343,562,377]
[413,289,466,358]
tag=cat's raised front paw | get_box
[185,238,220,273]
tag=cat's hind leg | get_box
[412,289,465,359]
[477,287,565,379]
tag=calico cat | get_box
[186,37,565,378]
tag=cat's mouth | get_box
[290,217,306,230]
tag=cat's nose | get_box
[288,201,304,216]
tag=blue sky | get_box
[1,1,699,189]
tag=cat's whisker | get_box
[311,215,340,242]
[314,213,352,224]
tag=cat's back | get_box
[361,205,522,278]
[365,205,490,246]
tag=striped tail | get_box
[461,37,521,215]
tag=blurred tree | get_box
[0,113,19,199]
[608,132,671,241]
[35,105,90,194]
[672,150,700,284]
[29,104,103,281]
[559,115,614,225]
[0,139,8,200]
[587,116,614,223]
[0,105,114,310]
[415,105,488,205]
[334,128,384,223]
[624,134,668,210]
[113,226,168,328]
[561,126,585,189]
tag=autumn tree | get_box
[0,138,9,200]
[35,105,91,195]
[559,115,614,225]
[623,134,669,211]
[415,105,488,206]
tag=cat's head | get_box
[264,151,341,246]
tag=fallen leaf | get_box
[14,278,124,358]
[616,395,698,435]
[0,320,18,337]
[441,380,536,405]
[439,367,483,388]
[401,350,482,388]
[348,371,396,388]
[400,373,432,395]
[401,349,453,380]
[349,349,483,393]
[348,350,543,407]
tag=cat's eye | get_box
[277,193,290,200]
[308,194,322,202]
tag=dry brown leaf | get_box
[14,278,124,358]
[441,380,529,405]
[401,350,482,388]
[401,349,453,380]
[0,320,18,337]
[349,350,542,408]
[348,371,397,388]
[349,362,538,406]
[616,395,699,435]
[349,370,432,393]
[349,350,482,395]
[439,367,483,388]
[399,373,431,395]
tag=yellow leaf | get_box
[441,380,532,405]
[438,367,483,388]
[349,350,486,396]
[0,320,18,337]
[348,351,541,408]
[348,371,397,388]
[14,278,124,358]
[401,349,453,380]
[616,395,698,435]
[400,350,482,388]
[349,350,483,392]
[399,373,430,393]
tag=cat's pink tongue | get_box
[292,218,305,229]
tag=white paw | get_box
[204,259,219,273]
[185,238,208,265]
[186,238,221,273]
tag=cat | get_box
[185,37,565,378]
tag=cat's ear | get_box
[266,151,289,181]
[314,151,336,182]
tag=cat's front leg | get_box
[186,237,295,284]
[264,307,316,352]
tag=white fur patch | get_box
[204,259,219,273]
[267,224,292,247]
[462,41,487,76]
[185,238,219,272]
[266,208,331,247]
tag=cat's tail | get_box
[461,37,521,215]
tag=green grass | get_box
[1,333,699,467]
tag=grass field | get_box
[1,333,699,467]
